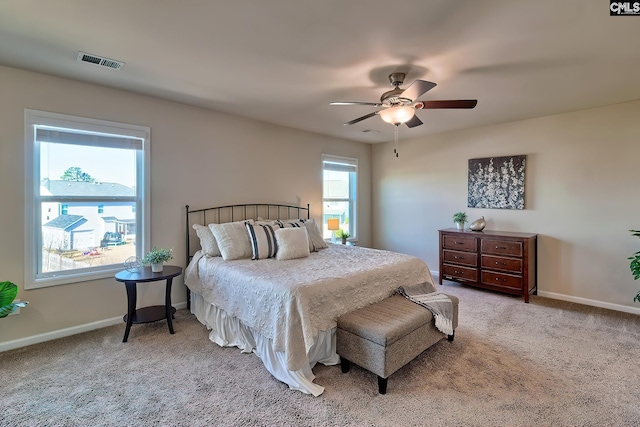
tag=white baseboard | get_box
[536,291,640,315]
[432,269,640,315]
[0,301,188,353]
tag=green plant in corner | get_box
[142,247,173,265]
[628,229,640,303]
[0,281,28,319]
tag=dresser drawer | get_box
[481,255,522,273]
[481,239,522,257]
[481,271,522,290]
[443,234,477,251]
[442,264,478,282]
[443,250,478,267]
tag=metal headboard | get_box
[185,202,310,262]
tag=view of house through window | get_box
[322,155,357,241]
[26,110,149,288]
[40,143,137,273]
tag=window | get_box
[322,155,357,240]
[25,110,150,289]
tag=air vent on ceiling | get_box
[76,52,124,70]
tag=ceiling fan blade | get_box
[405,115,423,128]
[330,101,383,107]
[416,100,478,109]
[400,80,436,102]
[343,111,378,126]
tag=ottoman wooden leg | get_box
[378,376,388,394]
[340,357,351,373]
[448,330,455,342]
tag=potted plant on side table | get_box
[336,229,351,245]
[452,212,468,231]
[142,247,173,273]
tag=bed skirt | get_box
[190,291,340,396]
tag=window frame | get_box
[322,154,358,241]
[24,109,150,289]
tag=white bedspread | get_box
[185,244,435,371]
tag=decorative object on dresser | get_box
[439,228,537,303]
[469,216,486,231]
[452,211,468,230]
[468,155,526,209]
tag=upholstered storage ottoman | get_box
[336,294,458,394]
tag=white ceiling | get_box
[1,0,639,143]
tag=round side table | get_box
[115,265,183,342]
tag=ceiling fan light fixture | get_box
[379,106,415,125]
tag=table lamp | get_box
[327,218,340,243]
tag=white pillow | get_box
[208,220,253,260]
[245,222,278,260]
[304,219,328,251]
[275,228,310,260]
[275,219,314,253]
[192,224,221,257]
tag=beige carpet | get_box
[1,283,639,426]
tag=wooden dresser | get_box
[438,228,537,302]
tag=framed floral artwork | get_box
[468,155,526,209]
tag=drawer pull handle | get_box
[495,261,506,265]
[454,241,464,245]
[495,277,506,282]
[454,256,463,260]
[454,270,461,274]
[495,246,507,249]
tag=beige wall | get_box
[372,100,640,313]
[0,65,372,345]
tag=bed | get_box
[184,203,437,396]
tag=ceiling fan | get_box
[331,72,477,128]
[331,72,477,156]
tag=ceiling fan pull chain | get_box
[394,124,399,157]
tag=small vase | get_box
[342,237,347,245]
[151,262,163,273]
[456,222,465,231]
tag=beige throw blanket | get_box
[397,282,454,336]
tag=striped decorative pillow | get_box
[275,219,328,252]
[245,222,278,260]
